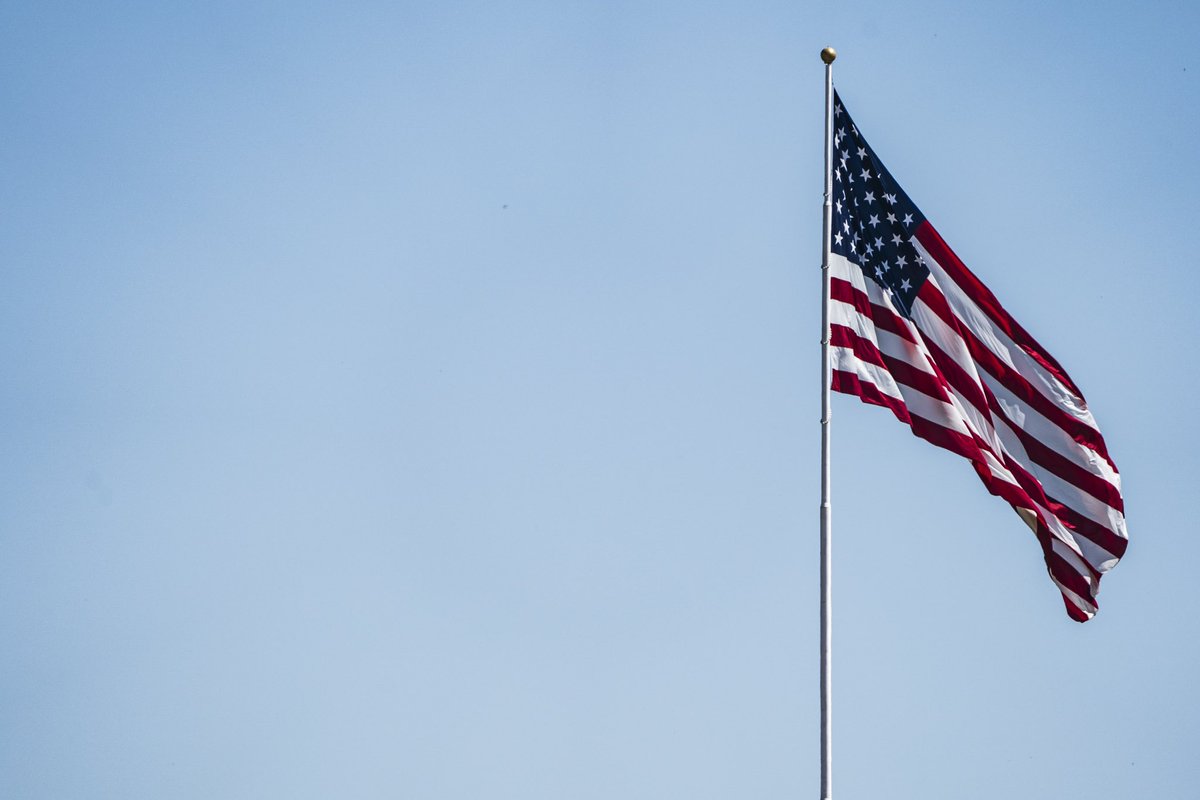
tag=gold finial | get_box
[820,47,837,64]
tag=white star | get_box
[880,259,890,272]
[873,237,883,249]
[835,104,843,117]
[860,167,872,181]
[865,243,874,256]
[834,231,843,245]
[856,146,867,159]
[864,191,876,204]
[897,254,908,267]
[886,213,897,224]
[900,278,912,291]
[868,214,880,228]
[891,233,902,246]
[902,213,914,227]
[842,220,850,234]
[875,265,884,278]
[884,193,897,205]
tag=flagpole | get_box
[818,44,836,800]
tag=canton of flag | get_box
[827,91,1127,621]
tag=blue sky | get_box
[2,1,1198,798]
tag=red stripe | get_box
[907,411,988,466]
[836,311,1052,523]
[832,301,1117,619]
[915,221,1085,400]
[1043,541,1096,622]
[1021,499,1100,621]
[831,277,915,343]
[1042,494,1129,561]
[1047,550,1096,603]
[993,442,1112,580]
[909,403,1106,614]
[991,399,1124,512]
[875,390,1101,607]
[831,325,886,369]
[832,369,911,424]
[1062,596,1092,622]
[851,295,1123,519]
[973,380,1125,561]
[914,280,1117,472]
[839,376,1108,620]
[915,327,990,419]
[836,364,987,469]
[838,308,1125,563]
[831,325,949,404]
[984,436,1116,577]
[918,284,1122,507]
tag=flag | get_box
[826,92,1127,621]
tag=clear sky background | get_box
[2,1,1197,798]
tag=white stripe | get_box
[987,411,1124,569]
[1033,466,1126,540]
[830,251,868,285]
[831,336,970,441]
[900,390,973,437]
[910,283,1122,494]
[1054,581,1097,619]
[828,250,1122,598]
[831,345,904,402]
[982,372,1122,489]
[842,276,1011,466]
[846,265,1126,565]
[912,237,1102,433]
[1051,538,1097,589]
[904,274,1126,558]
[832,256,968,421]
[907,292,1008,459]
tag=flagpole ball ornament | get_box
[821,47,837,64]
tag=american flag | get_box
[827,92,1127,621]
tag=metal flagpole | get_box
[818,44,836,800]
